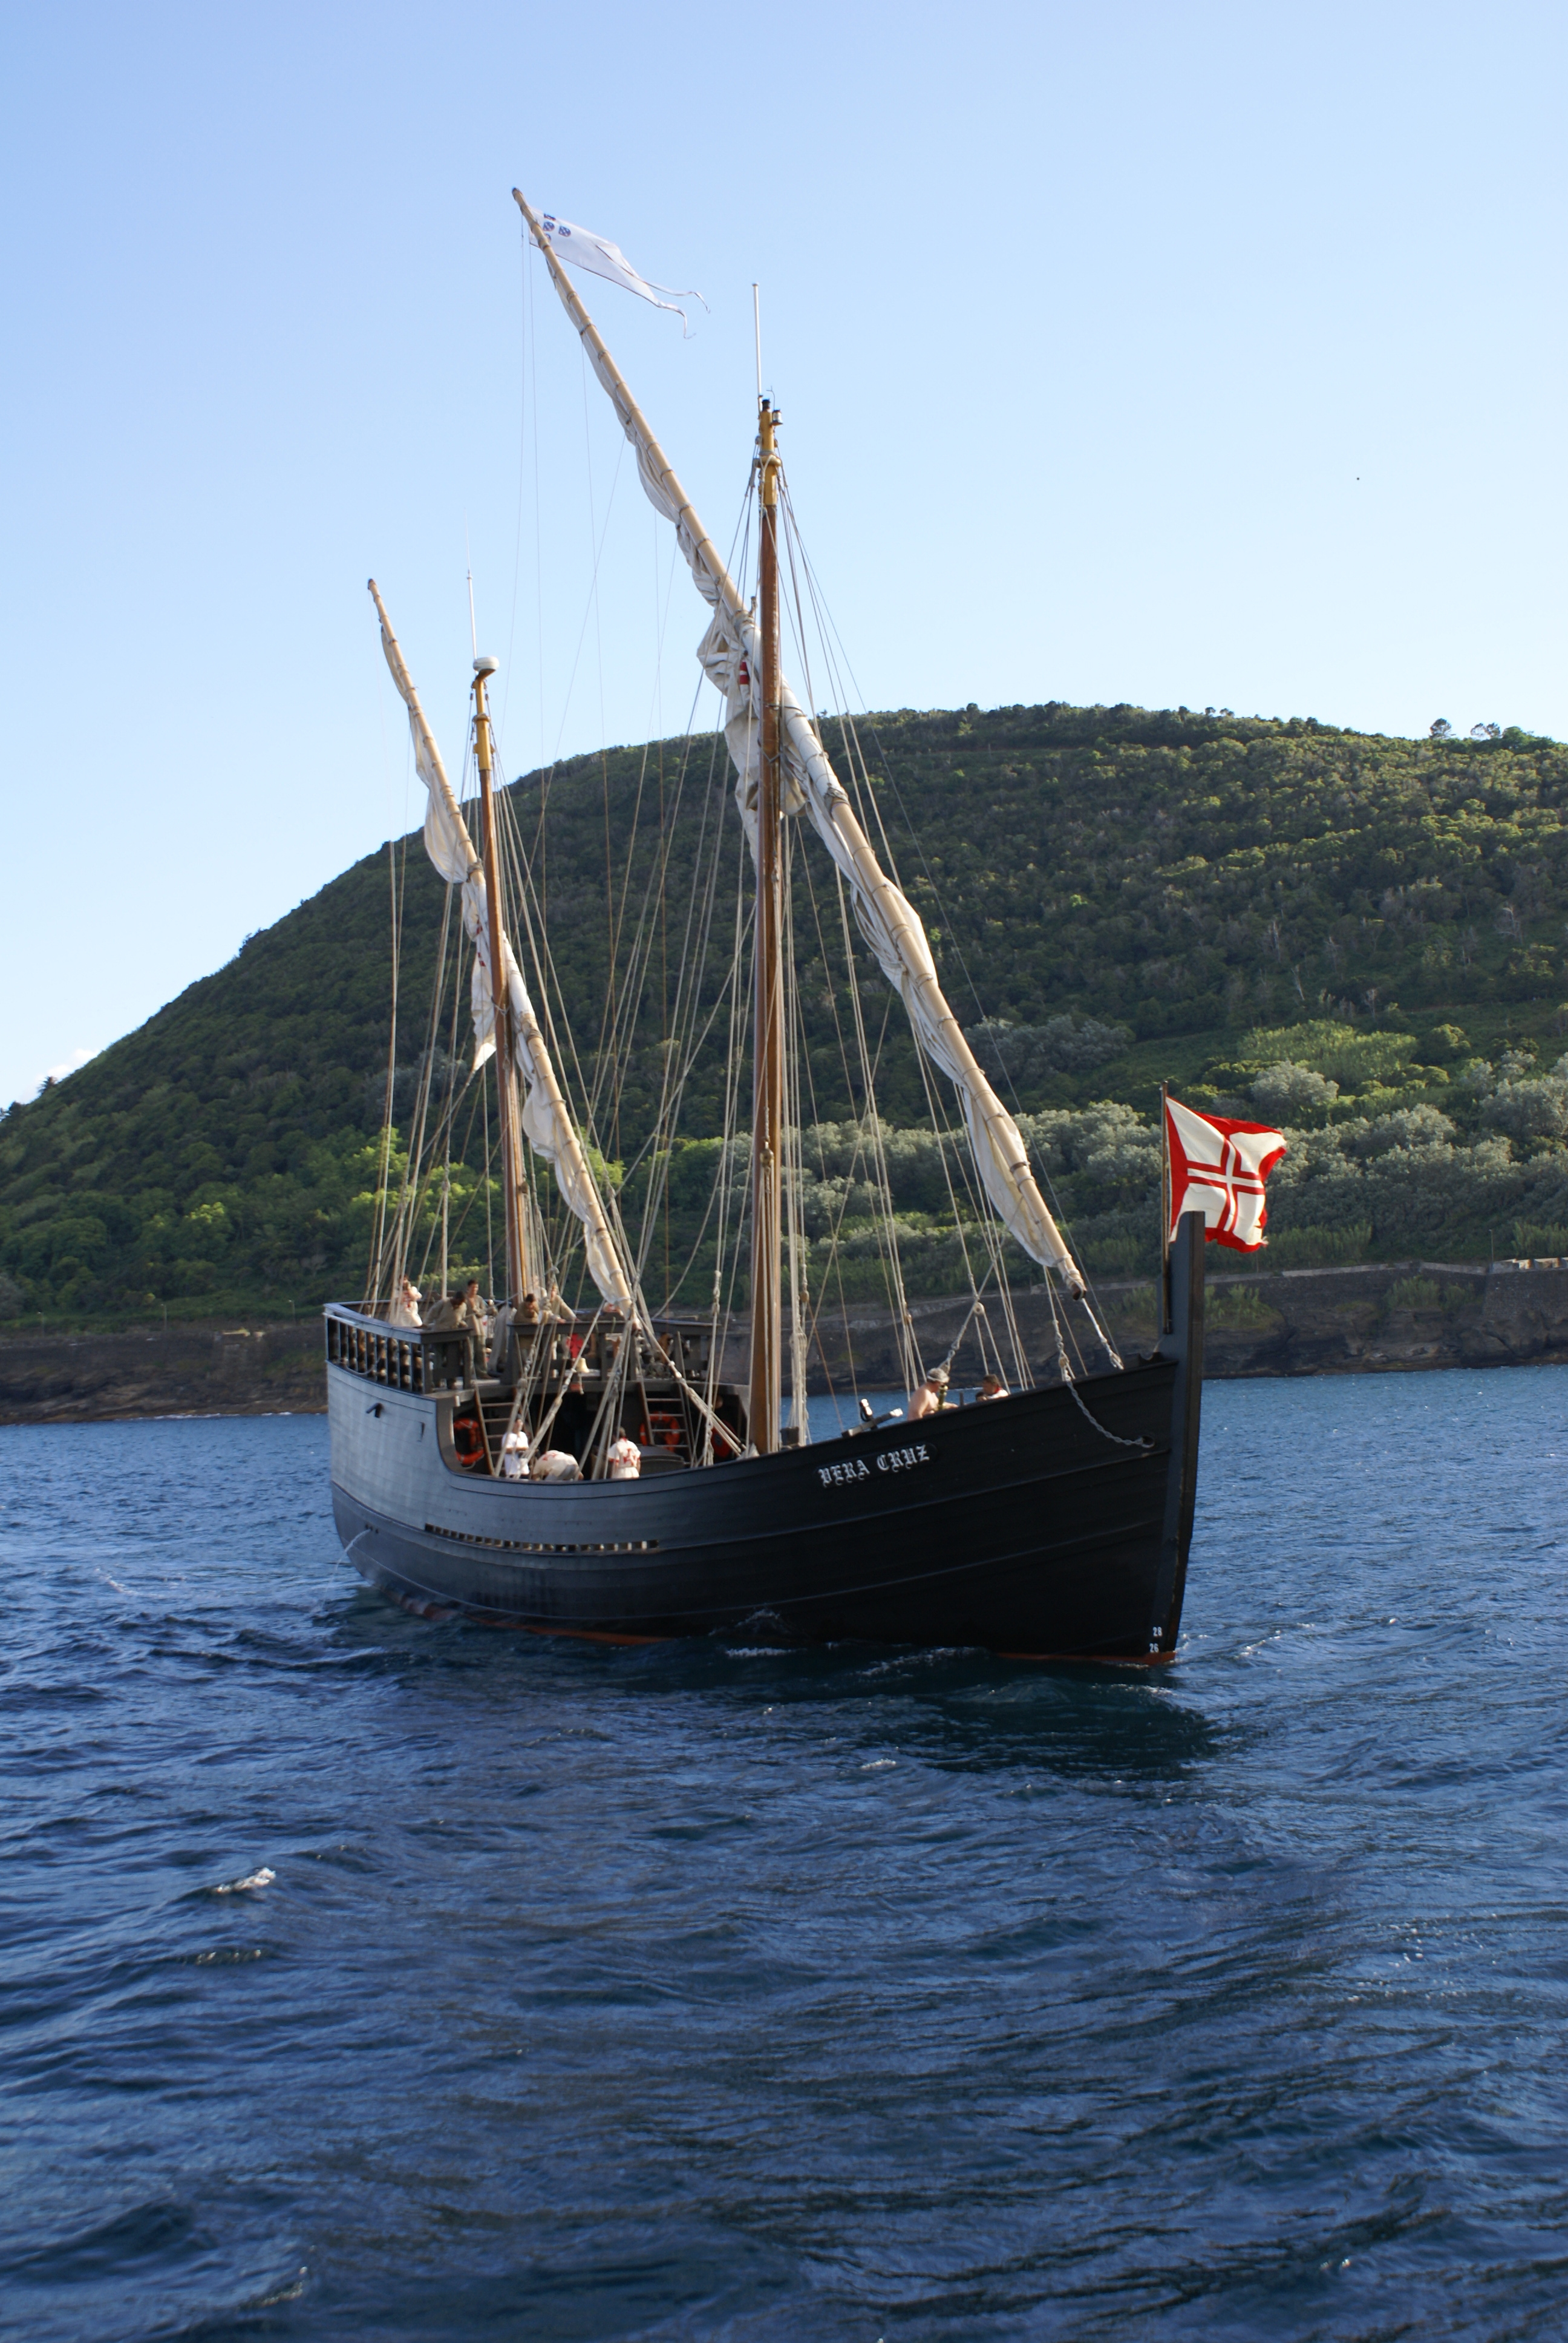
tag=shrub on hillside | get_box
[967,1013,1132,1084]
[1514,1222,1568,1257]
[1251,1061,1339,1119]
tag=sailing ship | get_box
[324,191,1208,1660]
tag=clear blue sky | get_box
[2,0,1563,1112]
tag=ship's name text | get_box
[818,1442,931,1488]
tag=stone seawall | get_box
[2,1263,1567,1425]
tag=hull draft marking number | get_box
[818,1443,932,1489]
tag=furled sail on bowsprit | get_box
[514,191,1093,1306]
[368,581,632,1308]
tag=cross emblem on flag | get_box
[1164,1093,1287,1252]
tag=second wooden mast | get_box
[472,654,529,1306]
[748,399,785,1453]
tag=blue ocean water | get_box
[2,1369,1567,2342]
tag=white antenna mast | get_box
[752,283,762,401]
[465,520,477,659]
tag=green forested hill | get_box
[6,700,1568,1325]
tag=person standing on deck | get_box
[910,1366,950,1420]
[388,1277,422,1329]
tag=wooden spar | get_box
[473,657,528,1303]
[513,191,737,611]
[511,190,1091,1312]
[368,578,629,1309]
[749,401,784,1455]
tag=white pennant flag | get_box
[535,213,705,333]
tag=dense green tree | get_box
[4,700,1567,1322]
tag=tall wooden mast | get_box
[472,655,528,1303]
[748,399,784,1453]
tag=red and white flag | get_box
[1164,1094,1287,1252]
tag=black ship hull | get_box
[324,1220,1207,1662]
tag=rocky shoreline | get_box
[2,1261,1567,1426]
[791,1259,1568,1391]
[0,1320,324,1426]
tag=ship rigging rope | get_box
[786,859,905,1423]
[382,889,582,1316]
[587,482,760,1214]
[779,497,1001,1395]
[403,853,513,1293]
[378,875,452,1294]
[550,372,628,773]
[513,475,754,1177]
[379,353,1128,1411]
[907,1040,1033,1390]
[603,731,728,1205]
[506,221,1125,1364]
[782,493,996,1354]
[828,864,922,1392]
[492,706,739,1316]
[1062,1375,1154,1452]
[777,485,1125,1373]
[367,830,408,1299]
[780,822,812,1437]
[590,524,684,1116]
[792,830,933,1410]
[385,889,466,1300]
[483,594,738,1319]
[482,448,942,1398]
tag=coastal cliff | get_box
[0,1321,323,1424]
[4,1261,1567,1424]
[795,1259,1568,1389]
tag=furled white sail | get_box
[515,192,1090,1302]
[368,582,630,1308]
[700,609,1086,1291]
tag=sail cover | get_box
[518,197,1086,1296]
[371,586,630,1308]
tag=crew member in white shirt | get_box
[531,1449,581,1483]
